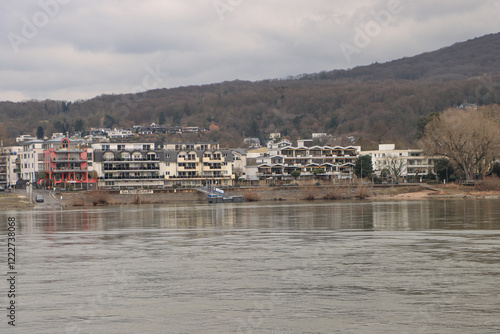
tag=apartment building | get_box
[164,148,234,187]
[92,142,165,189]
[246,142,359,181]
[91,142,234,189]
[19,140,44,183]
[43,138,95,188]
[360,144,435,178]
[1,146,22,188]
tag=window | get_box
[103,152,115,161]
[117,145,125,151]
[102,145,110,151]
[62,139,69,149]
[143,145,151,150]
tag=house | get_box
[107,128,134,139]
[269,133,281,140]
[244,137,261,148]
[16,134,35,143]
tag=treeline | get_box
[2,75,499,148]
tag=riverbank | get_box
[57,183,500,208]
[5,183,500,210]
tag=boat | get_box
[207,193,244,203]
[197,186,244,203]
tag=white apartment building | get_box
[360,144,435,178]
[19,140,44,182]
[246,142,360,181]
[2,146,22,188]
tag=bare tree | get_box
[387,156,405,182]
[420,107,500,181]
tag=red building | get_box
[43,138,95,187]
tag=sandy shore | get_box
[373,184,500,200]
[0,193,34,209]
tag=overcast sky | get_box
[1,0,499,102]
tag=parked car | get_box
[35,195,44,203]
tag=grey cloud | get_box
[0,0,498,102]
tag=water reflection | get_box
[2,199,500,234]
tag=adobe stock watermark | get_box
[339,0,404,65]
[7,0,72,54]
[110,64,166,121]
[213,0,245,21]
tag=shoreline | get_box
[3,184,499,210]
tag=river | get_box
[1,199,500,333]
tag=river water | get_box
[1,199,500,334]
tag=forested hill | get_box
[302,33,500,82]
[1,33,499,148]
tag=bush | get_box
[87,190,110,206]
[243,191,261,201]
[323,186,343,200]
[302,186,318,200]
[475,177,500,191]
[355,185,370,199]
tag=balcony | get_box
[51,168,87,173]
[52,158,85,162]
[99,175,163,180]
[103,158,160,162]
[103,166,159,171]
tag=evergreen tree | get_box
[36,126,44,139]
[354,155,373,178]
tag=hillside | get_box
[302,33,500,82]
[1,33,500,148]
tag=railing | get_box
[102,158,160,162]
[51,168,86,172]
[169,175,231,179]
[99,175,163,180]
[103,166,159,171]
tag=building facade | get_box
[43,138,95,188]
[91,142,234,189]
[19,140,44,183]
[360,144,436,179]
[92,142,165,189]
[246,143,359,181]
[2,146,22,188]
